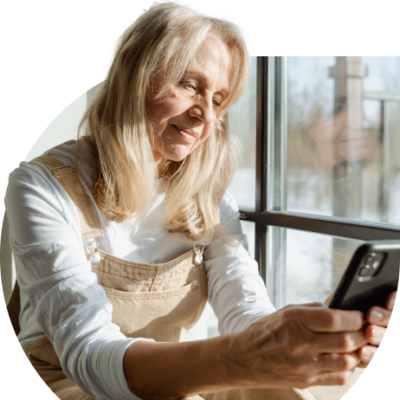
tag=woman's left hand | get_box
[358,291,397,367]
[324,290,400,368]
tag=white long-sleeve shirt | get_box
[5,139,275,400]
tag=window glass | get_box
[228,57,257,210]
[285,57,400,226]
[267,226,363,309]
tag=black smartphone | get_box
[329,240,400,314]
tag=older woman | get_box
[5,3,394,400]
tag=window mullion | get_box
[255,57,268,284]
[267,57,288,308]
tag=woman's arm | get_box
[204,192,276,335]
[123,303,367,399]
[6,162,145,400]
[120,192,368,400]
[123,335,233,398]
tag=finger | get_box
[311,330,367,353]
[359,346,400,369]
[304,302,327,308]
[313,352,359,373]
[386,291,397,311]
[366,306,391,327]
[358,345,378,368]
[324,290,336,306]
[307,370,354,387]
[364,325,386,345]
[299,307,365,332]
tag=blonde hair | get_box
[79,2,250,245]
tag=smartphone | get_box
[329,240,400,314]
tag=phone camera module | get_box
[365,253,376,265]
[359,252,385,278]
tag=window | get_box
[234,57,400,400]
[238,57,400,307]
[188,56,400,344]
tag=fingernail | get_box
[389,299,395,310]
[361,347,372,361]
[389,298,400,308]
[370,310,384,322]
[371,328,381,338]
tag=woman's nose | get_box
[189,94,216,125]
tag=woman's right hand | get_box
[227,303,367,389]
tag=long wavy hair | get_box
[79,2,250,245]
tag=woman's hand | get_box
[228,303,367,389]
[358,291,397,367]
[324,290,336,306]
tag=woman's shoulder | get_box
[219,190,241,229]
[8,138,95,192]
[5,140,88,244]
[221,191,239,211]
[6,139,89,214]
[40,138,83,167]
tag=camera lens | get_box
[365,253,376,265]
[358,266,370,277]
[372,260,381,269]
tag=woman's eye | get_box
[179,80,221,107]
[180,80,196,90]
[213,99,221,107]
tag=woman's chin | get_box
[163,149,191,163]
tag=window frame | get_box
[238,57,400,288]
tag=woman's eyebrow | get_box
[185,70,229,98]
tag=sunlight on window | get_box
[286,57,400,226]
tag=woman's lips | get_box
[172,125,197,143]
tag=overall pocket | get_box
[103,279,202,342]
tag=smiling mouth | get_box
[172,125,197,143]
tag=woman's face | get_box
[147,37,231,168]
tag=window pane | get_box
[228,57,257,210]
[283,57,400,226]
[266,226,364,309]
[264,224,366,400]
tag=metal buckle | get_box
[193,245,205,265]
[86,229,105,265]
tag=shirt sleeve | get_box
[204,192,276,335]
[5,161,149,400]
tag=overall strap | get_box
[32,155,103,242]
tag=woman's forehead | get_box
[186,37,232,95]
[197,37,231,67]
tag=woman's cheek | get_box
[192,124,214,151]
[202,124,215,141]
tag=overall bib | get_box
[7,156,314,400]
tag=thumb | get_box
[324,289,336,306]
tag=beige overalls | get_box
[7,156,314,400]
